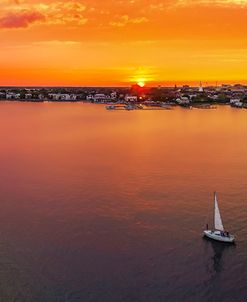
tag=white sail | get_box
[214,193,224,231]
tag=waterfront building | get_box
[6,93,21,100]
[49,93,77,101]
[0,92,6,99]
[25,93,32,99]
[176,97,190,105]
[125,95,138,102]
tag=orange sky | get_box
[0,0,247,86]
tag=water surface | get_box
[0,103,246,301]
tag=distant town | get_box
[0,83,247,110]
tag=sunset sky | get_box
[0,0,247,86]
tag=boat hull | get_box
[204,230,235,243]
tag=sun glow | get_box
[137,80,145,87]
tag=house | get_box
[6,93,20,99]
[0,92,6,99]
[231,99,243,108]
[176,97,190,105]
[86,94,112,102]
[49,93,77,101]
[25,93,33,99]
[94,94,111,102]
[230,98,241,104]
[125,95,138,102]
[86,94,94,101]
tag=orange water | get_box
[0,102,246,301]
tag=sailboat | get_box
[204,192,235,243]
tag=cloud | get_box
[0,1,88,29]
[172,0,247,8]
[149,3,166,11]
[147,0,247,10]
[110,15,148,27]
[0,10,45,28]
[1,0,246,31]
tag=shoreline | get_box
[0,99,246,110]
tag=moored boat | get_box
[106,105,116,110]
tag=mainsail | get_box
[214,192,224,231]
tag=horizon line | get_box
[1,82,247,88]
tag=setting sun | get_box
[137,80,145,87]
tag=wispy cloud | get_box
[148,0,247,11]
[0,1,89,29]
[110,15,148,27]
[172,0,247,8]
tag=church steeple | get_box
[199,81,203,92]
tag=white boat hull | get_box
[204,230,235,243]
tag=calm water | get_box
[0,102,247,302]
